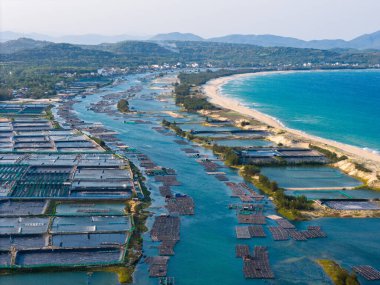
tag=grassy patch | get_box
[310,145,347,163]
[316,259,359,285]
[354,162,372,173]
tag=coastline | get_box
[203,71,380,164]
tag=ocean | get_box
[221,70,380,154]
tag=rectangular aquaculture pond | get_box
[211,139,274,147]
[0,217,49,235]
[0,200,46,216]
[15,247,123,267]
[55,203,126,216]
[260,166,362,189]
[51,216,131,233]
[52,233,128,248]
[0,234,46,249]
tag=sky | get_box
[1,0,380,40]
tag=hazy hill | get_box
[0,37,51,54]
[208,31,380,50]
[0,31,53,42]
[149,32,204,42]
[146,30,380,50]
[209,34,306,48]
[88,41,175,55]
[55,34,149,45]
[2,38,379,68]
[0,31,149,44]
[1,42,116,67]
[349,31,380,50]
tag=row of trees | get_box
[310,144,347,163]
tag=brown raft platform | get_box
[150,215,180,242]
[165,195,194,215]
[174,140,188,145]
[155,175,181,186]
[159,240,177,256]
[237,214,266,225]
[146,256,169,277]
[243,246,274,279]
[236,226,251,239]
[353,265,380,280]
[236,226,266,239]
[215,174,229,181]
[159,186,172,197]
[268,226,289,241]
[236,244,250,258]
[248,225,266,237]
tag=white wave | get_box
[362,147,380,155]
[290,117,321,124]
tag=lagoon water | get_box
[3,73,380,285]
[222,70,380,153]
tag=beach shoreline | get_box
[203,71,380,165]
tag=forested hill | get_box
[2,38,380,68]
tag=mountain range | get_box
[2,38,380,69]
[208,32,380,50]
[0,31,149,45]
[1,30,380,50]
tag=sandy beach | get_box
[203,72,380,164]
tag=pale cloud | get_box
[1,0,380,40]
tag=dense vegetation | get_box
[0,65,70,99]
[175,69,257,111]
[3,39,380,68]
[242,165,261,177]
[117,99,130,113]
[174,83,216,112]
[0,87,13,101]
[212,144,240,166]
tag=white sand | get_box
[203,72,380,163]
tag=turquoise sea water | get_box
[222,70,380,153]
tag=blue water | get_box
[222,70,380,153]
